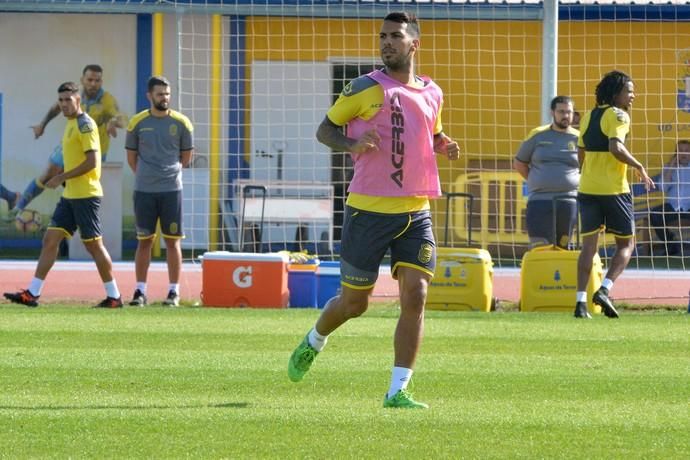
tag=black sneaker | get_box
[4,289,39,307]
[162,290,180,307]
[592,287,619,318]
[94,296,123,308]
[129,289,148,306]
[573,301,592,319]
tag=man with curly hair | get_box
[574,70,655,319]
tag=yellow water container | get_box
[519,246,603,314]
[426,247,494,312]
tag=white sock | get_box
[136,282,147,294]
[307,327,328,352]
[104,280,120,299]
[576,291,587,303]
[28,277,44,296]
[387,367,413,399]
[169,283,180,294]
[602,278,614,292]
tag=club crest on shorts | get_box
[418,243,433,264]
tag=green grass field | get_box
[0,304,688,459]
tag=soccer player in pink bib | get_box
[288,11,460,409]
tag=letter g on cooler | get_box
[232,266,253,288]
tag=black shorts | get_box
[340,206,436,289]
[526,198,577,248]
[133,190,184,239]
[49,196,102,241]
[577,192,634,237]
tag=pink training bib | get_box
[346,69,443,198]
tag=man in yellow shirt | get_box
[4,82,122,308]
[13,64,125,215]
[575,70,655,319]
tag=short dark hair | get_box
[82,64,103,75]
[550,95,573,110]
[57,81,79,93]
[595,70,633,106]
[384,11,420,37]
[147,75,170,92]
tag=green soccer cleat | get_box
[383,389,429,409]
[288,335,318,382]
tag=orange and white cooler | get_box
[200,251,289,308]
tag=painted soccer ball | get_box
[14,209,42,233]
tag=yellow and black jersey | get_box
[578,105,631,195]
[327,75,383,125]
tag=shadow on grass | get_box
[0,402,249,411]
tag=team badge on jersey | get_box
[169,124,178,136]
[417,243,433,264]
[79,123,93,134]
[78,115,95,133]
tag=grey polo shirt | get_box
[515,124,580,201]
[126,109,194,192]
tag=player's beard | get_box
[554,118,570,130]
[83,88,98,99]
[154,100,169,111]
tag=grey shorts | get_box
[133,190,184,239]
[340,205,436,289]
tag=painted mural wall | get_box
[0,13,138,220]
